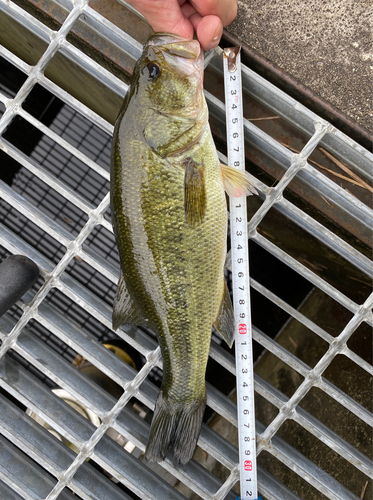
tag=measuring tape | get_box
[223,47,258,500]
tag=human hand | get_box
[126,0,237,51]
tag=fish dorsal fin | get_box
[183,157,206,227]
[213,281,234,348]
[112,271,146,330]
[220,163,259,198]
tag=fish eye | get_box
[146,62,160,79]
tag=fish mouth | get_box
[147,33,204,76]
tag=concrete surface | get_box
[226,0,373,133]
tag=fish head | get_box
[135,33,205,118]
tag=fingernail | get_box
[213,26,222,42]
[212,26,223,46]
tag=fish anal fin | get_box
[220,163,259,198]
[112,271,146,330]
[183,157,206,227]
[213,281,234,348]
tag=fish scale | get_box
[111,33,256,465]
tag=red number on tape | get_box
[239,324,247,335]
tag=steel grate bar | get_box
[274,197,373,278]
[0,314,243,496]
[257,468,303,500]
[0,435,76,500]
[0,0,372,498]
[220,154,372,281]
[0,179,74,247]
[255,422,361,500]
[0,355,191,499]
[39,74,115,135]
[0,478,25,500]
[250,280,373,376]
[0,0,90,137]
[0,356,238,500]
[255,376,373,478]
[83,4,143,60]
[0,212,370,496]
[251,279,334,343]
[59,38,128,98]
[317,378,373,427]
[0,395,134,500]
[208,89,373,238]
[0,192,110,365]
[5,306,371,489]
[0,45,31,74]
[0,0,52,46]
[210,55,372,178]
[303,163,372,226]
[0,222,158,355]
[18,107,111,181]
[0,139,99,215]
[257,291,373,453]
[263,442,360,500]
[253,232,373,326]
[43,346,161,500]
[7,166,370,392]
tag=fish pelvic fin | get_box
[213,280,234,348]
[145,390,206,466]
[183,157,206,227]
[220,163,259,198]
[112,271,146,330]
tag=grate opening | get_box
[257,450,331,500]
[8,344,63,389]
[255,353,305,400]
[83,224,120,269]
[323,354,373,412]
[27,317,79,362]
[274,319,330,369]
[258,205,372,304]
[46,287,116,343]
[277,419,370,498]
[0,197,66,264]
[0,55,27,98]
[65,258,117,307]
[8,164,88,237]
[44,49,124,124]
[254,392,280,427]
[347,324,373,365]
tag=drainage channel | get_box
[0,0,372,499]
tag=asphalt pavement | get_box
[226,0,373,134]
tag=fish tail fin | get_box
[145,390,206,466]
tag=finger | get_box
[190,0,237,27]
[126,0,194,39]
[194,15,223,50]
[180,4,223,50]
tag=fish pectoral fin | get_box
[112,272,146,330]
[213,281,234,348]
[220,163,259,198]
[183,157,206,227]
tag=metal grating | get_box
[0,0,372,499]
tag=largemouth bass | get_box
[111,33,256,465]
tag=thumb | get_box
[126,0,194,39]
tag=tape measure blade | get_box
[223,48,258,500]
